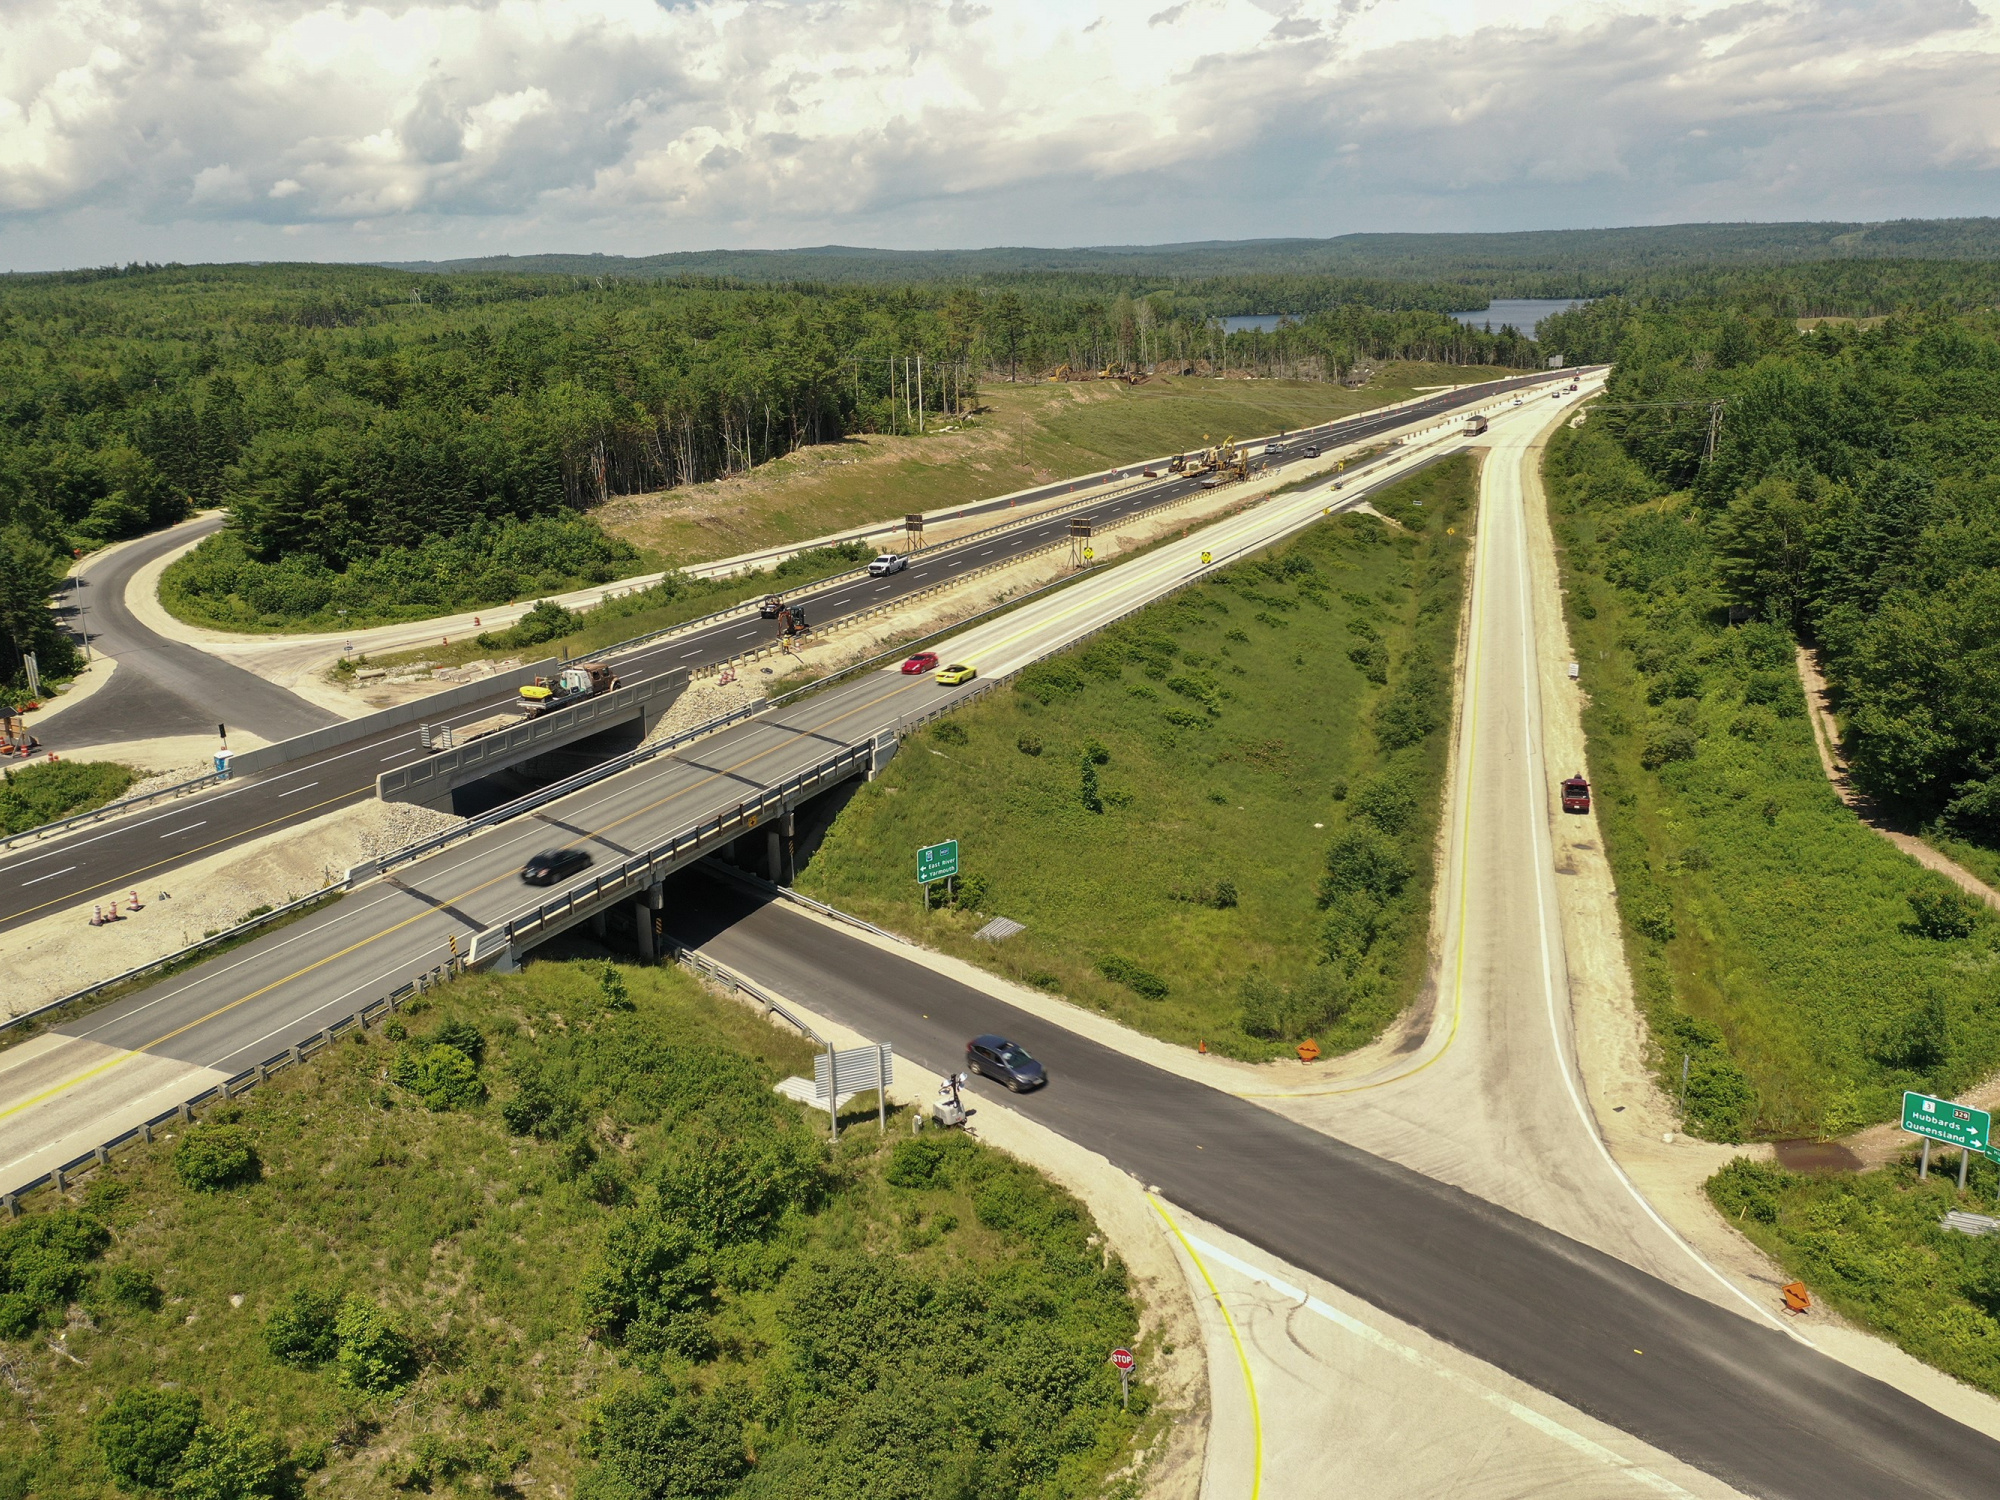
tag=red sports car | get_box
[901,652,940,674]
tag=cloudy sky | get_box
[2,0,1997,270]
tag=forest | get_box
[0,262,1533,661]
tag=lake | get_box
[1449,298,1589,339]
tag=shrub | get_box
[949,871,992,911]
[1349,767,1420,835]
[1079,755,1103,813]
[1319,892,1382,966]
[1211,878,1239,909]
[930,720,968,747]
[652,1133,826,1248]
[264,1286,343,1367]
[1240,970,1348,1041]
[598,964,634,1010]
[584,1380,747,1500]
[1632,904,1677,943]
[502,1072,581,1140]
[0,759,137,837]
[1015,733,1042,756]
[1640,723,1699,770]
[170,1415,289,1500]
[430,1018,486,1063]
[1096,955,1168,999]
[1875,989,1952,1074]
[173,1126,259,1193]
[333,1298,417,1393]
[0,1210,109,1334]
[884,1135,961,1190]
[1082,737,1110,765]
[1317,826,1411,906]
[476,598,579,650]
[102,1266,163,1312]
[1014,659,1086,704]
[1907,884,1983,941]
[93,1389,204,1493]
[391,1042,485,1111]
[1683,1054,1757,1141]
[1704,1158,1789,1225]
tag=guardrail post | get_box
[94,1146,109,1168]
[1,1194,14,1218]
[177,1101,190,1125]
[52,1166,65,1191]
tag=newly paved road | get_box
[1,370,1570,935]
[667,881,1996,1500]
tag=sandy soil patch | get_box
[1,799,462,1018]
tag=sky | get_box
[2,0,1997,271]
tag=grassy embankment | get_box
[1544,419,2000,1141]
[796,456,1476,1061]
[600,364,1523,565]
[0,759,136,836]
[0,959,1148,1499]
[1705,1156,2000,1397]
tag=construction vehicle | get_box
[519,661,620,718]
[1466,414,1489,436]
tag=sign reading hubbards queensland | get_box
[1901,1090,1991,1152]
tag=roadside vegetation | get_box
[0,758,135,836]
[0,958,1149,1499]
[1546,416,2000,1140]
[1705,1153,2000,1397]
[797,456,1476,1060]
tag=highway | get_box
[8,382,1995,1496]
[0,413,1468,1190]
[0,368,1568,935]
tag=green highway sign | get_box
[917,839,959,885]
[1901,1091,1990,1152]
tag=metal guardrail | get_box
[672,945,827,1046]
[2,957,463,1210]
[0,769,226,852]
[475,741,877,957]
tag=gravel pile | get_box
[642,679,759,749]
[125,762,214,799]
[358,800,466,860]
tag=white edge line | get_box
[1508,420,1814,1347]
[1182,1230,1701,1499]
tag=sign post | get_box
[1110,1347,1134,1409]
[1901,1090,1991,1189]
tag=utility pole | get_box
[917,354,925,433]
[1704,400,1725,465]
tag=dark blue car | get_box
[967,1034,1046,1092]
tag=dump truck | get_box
[519,661,620,718]
[1466,414,1489,435]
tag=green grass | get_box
[0,758,136,836]
[0,958,1149,1499]
[602,364,1524,565]
[1545,422,2000,1140]
[795,456,1477,1060]
[1705,1153,2000,1397]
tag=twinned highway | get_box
[13,378,1973,1499]
[3,368,1565,935]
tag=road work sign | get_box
[917,839,959,884]
[1902,1091,1990,1152]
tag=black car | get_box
[521,847,593,885]
[967,1034,1046,1092]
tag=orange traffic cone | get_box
[1198,1039,1208,1055]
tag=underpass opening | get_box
[448,716,649,818]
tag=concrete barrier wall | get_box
[231,656,562,775]
[376,669,687,804]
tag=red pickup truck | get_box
[1561,775,1591,814]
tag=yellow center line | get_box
[1151,1195,1261,1500]
[1229,433,1504,1101]
[1,674,930,1124]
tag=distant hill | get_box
[382,219,2000,296]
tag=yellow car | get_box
[935,662,978,685]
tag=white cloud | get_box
[0,0,1995,267]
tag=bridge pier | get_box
[635,880,664,963]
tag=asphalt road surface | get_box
[668,881,1999,1500]
[44,514,341,750]
[0,369,1570,934]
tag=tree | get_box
[990,292,1026,382]
[170,1416,288,1500]
[333,1297,417,1393]
[173,1125,259,1192]
[1711,475,1821,628]
[0,526,60,687]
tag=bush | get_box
[1640,723,1699,769]
[390,1042,485,1111]
[0,759,137,837]
[264,1286,343,1367]
[1683,1054,1757,1141]
[884,1135,962,1190]
[1096,955,1168,999]
[1015,733,1042,756]
[1907,884,1983,941]
[333,1298,417,1394]
[476,598,579,650]
[102,1266,163,1312]
[170,1415,289,1500]
[1079,754,1103,813]
[930,720,968,747]
[1704,1158,1789,1225]
[1317,826,1411,907]
[93,1389,205,1493]
[0,1210,109,1334]
[584,1380,747,1500]
[429,1017,486,1063]
[1240,969,1349,1041]
[172,1126,259,1193]
[1082,737,1110,765]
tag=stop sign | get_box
[1110,1347,1134,1372]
